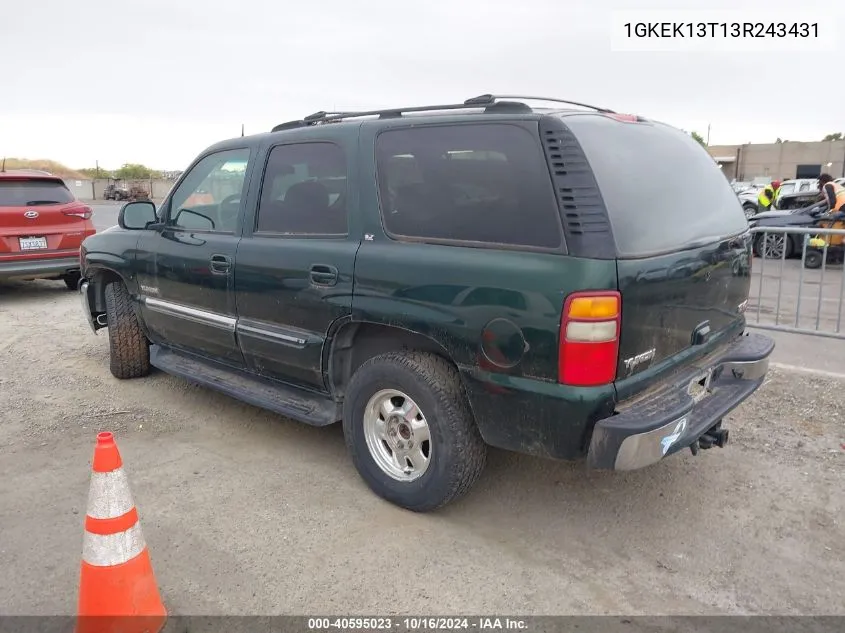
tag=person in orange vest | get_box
[818,173,845,213]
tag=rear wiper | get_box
[25,200,61,205]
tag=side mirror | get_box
[118,201,158,230]
[173,208,216,231]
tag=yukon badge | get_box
[623,348,656,376]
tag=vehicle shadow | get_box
[0,280,73,304]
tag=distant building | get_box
[708,140,845,182]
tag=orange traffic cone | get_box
[77,432,167,633]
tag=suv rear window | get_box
[375,123,562,248]
[0,179,75,206]
[563,115,748,258]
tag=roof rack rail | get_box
[465,94,615,113]
[270,94,614,132]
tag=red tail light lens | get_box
[558,291,621,387]
[607,113,639,123]
[63,206,93,220]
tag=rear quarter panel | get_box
[353,123,619,457]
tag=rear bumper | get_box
[0,256,80,281]
[587,332,774,470]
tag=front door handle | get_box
[309,264,338,286]
[210,254,232,275]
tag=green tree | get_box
[78,167,113,179]
[822,132,843,141]
[114,163,160,179]
[690,131,706,147]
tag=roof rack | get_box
[270,94,614,132]
[465,94,615,114]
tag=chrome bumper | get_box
[587,332,774,471]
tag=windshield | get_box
[562,114,749,258]
[0,179,75,206]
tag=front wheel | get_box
[104,281,151,379]
[342,351,487,512]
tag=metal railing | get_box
[748,226,845,339]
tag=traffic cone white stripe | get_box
[86,468,135,519]
[82,522,147,567]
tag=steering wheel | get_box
[217,194,242,229]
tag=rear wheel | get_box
[342,351,487,512]
[754,233,793,259]
[743,203,757,219]
[104,281,150,379]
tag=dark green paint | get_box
[80,109,756,461]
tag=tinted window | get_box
[375,124,562,248]
[779,182,795,196]
[256,143,348,235]
[0,180,74,206]
[563,115,748,257]
[168,148,250,233]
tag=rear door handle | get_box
[210,254,232,275]
[309,264,338,286]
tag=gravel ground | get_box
[1,279,844,616]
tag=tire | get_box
[63,272,81,291]
[743,204,757,219]
[804,250,823,269]
[754,233,792,259]
[104,281,151,379]
[342,351,487,512]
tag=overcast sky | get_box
[1,0,841,170]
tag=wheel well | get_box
[91,269,124,312]
[328,322,456,399]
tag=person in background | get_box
[757,180,781,212]
[818,173,845,214]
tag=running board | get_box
[149,345,340,427]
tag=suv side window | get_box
[167,148,250,233]
[375,124,562,249]
[255,142,348,235]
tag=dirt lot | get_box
[1,279,844,616]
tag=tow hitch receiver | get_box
[689,424,729,456]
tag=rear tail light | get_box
[607,113,640,123]
[63,206,93,220]
[558,291,621,387]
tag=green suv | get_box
[79,95,773,511]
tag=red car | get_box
[0,170,96,289]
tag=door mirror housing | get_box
[119,201,158,230]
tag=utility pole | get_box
[95,160,100,178]
[706,124,711,146]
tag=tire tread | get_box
[104,281,151,379]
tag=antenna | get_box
[1,157,5,172]
[241,124,244,137]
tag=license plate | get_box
[19,236,48,251]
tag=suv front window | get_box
[167,149,251,233]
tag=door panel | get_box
[234,238,356,389]
[233,140,356,391]
[139,230,242,366]
[135,147,253,367]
